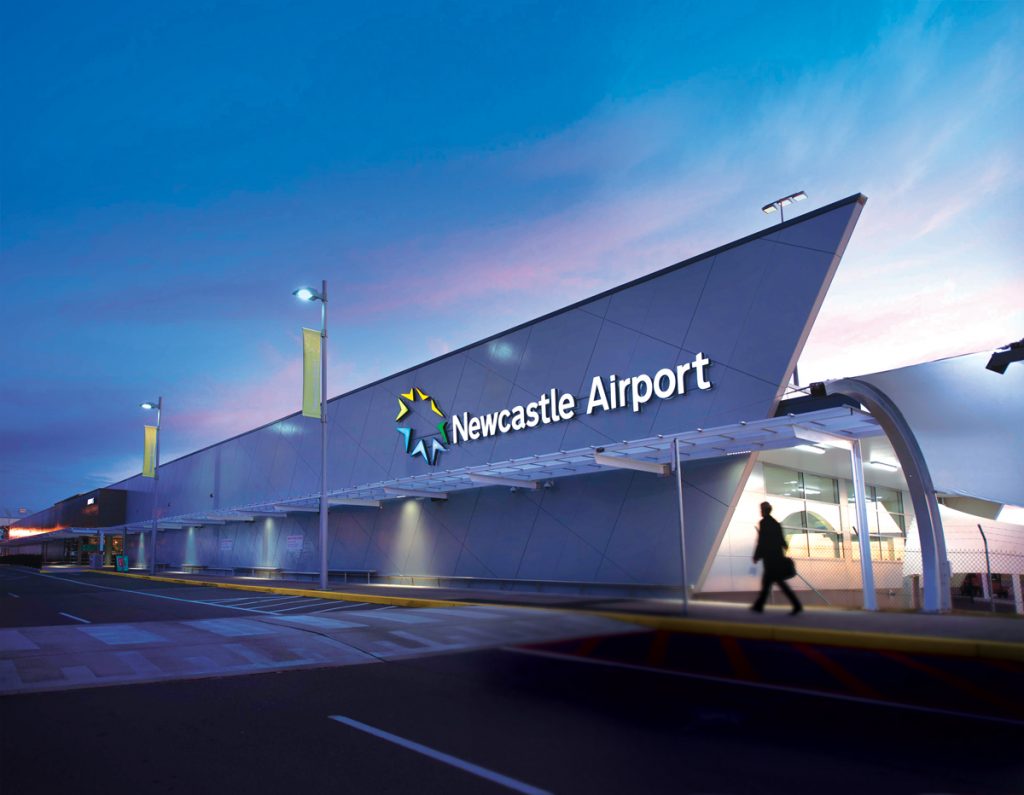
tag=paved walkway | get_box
[0,603,637,695]
[70,566,1024,653]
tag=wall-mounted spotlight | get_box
[762,191,807,223]
[985,339,1024,374]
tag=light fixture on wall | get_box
[985,339,1024,374]
[794,444,827,455]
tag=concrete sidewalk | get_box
[0,602,638,695]
[70,566,1024,660]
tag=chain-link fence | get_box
[904,548,1024,615]
[698,550,1024,614]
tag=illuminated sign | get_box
[395,388,449,465]
[396,354,712,464]
[451,352,712,444]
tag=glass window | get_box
[764,464,842,559]
[764,465,802,499]
[802,472,839,504]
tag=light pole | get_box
[141,398,162,574]
[761,190,807,223]
[294,281,329,591]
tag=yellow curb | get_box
[92,570,470,609]
[587,611,1024,663]
[89,570,1023,662]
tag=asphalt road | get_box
[2,566,1022,794]
[3,644,1023,794]
[0,566,390,626]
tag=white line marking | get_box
[504,647,1024,728]
[21,570,276,615]
[328,715,550,795]
[309,602,369,614]
[7,593,19,598]
[59,612,91,624]
[270,600,335,612]
[225,597,305,608]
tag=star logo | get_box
[395,387,448,465]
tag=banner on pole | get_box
[142,425,157,478]
[302,327,321,418]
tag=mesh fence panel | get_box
[698,550,1024,614]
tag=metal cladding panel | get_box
[855,351,1024,507]
[112,196,864,585]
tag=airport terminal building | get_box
[6,194,1023,614]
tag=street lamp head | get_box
[140,402,157,410]
[293,287,323,302]
[762,191,807,221]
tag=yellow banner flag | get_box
[302,328,322,418]
[142,425,157,478]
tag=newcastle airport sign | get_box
[450,352,713,445]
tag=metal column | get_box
[318,279,329,592]
[151,397,162,575]
[850,439,877,611]
[674,438,689,616]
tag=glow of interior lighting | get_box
[868,460,899,472]
[794,444,827,455]
[996,504,1024,525]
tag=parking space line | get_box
[22,570,275,615]
[328,715,550,795]
[310,602,369,614]
[271,600,336,613]
[228,597,309,608]
[59,612,91,624]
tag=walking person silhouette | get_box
[751,501,802,614]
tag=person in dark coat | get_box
[751,501,802,614]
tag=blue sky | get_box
[2,1,1022,512]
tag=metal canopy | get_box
[4,406,882,545]
[248,405,881,509]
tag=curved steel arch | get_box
[825,378,951,612]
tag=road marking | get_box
[269,600,336,613]
[793,642,880,699]
[880,650,1016,709]
[719,636,757,681]
[21,570,276,615]
[328,715,550,795]
[310,602,370,614]
[223,597,304,608]
[7,593,19,598]
[504,647,1024,728]
[58,612,91,624]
